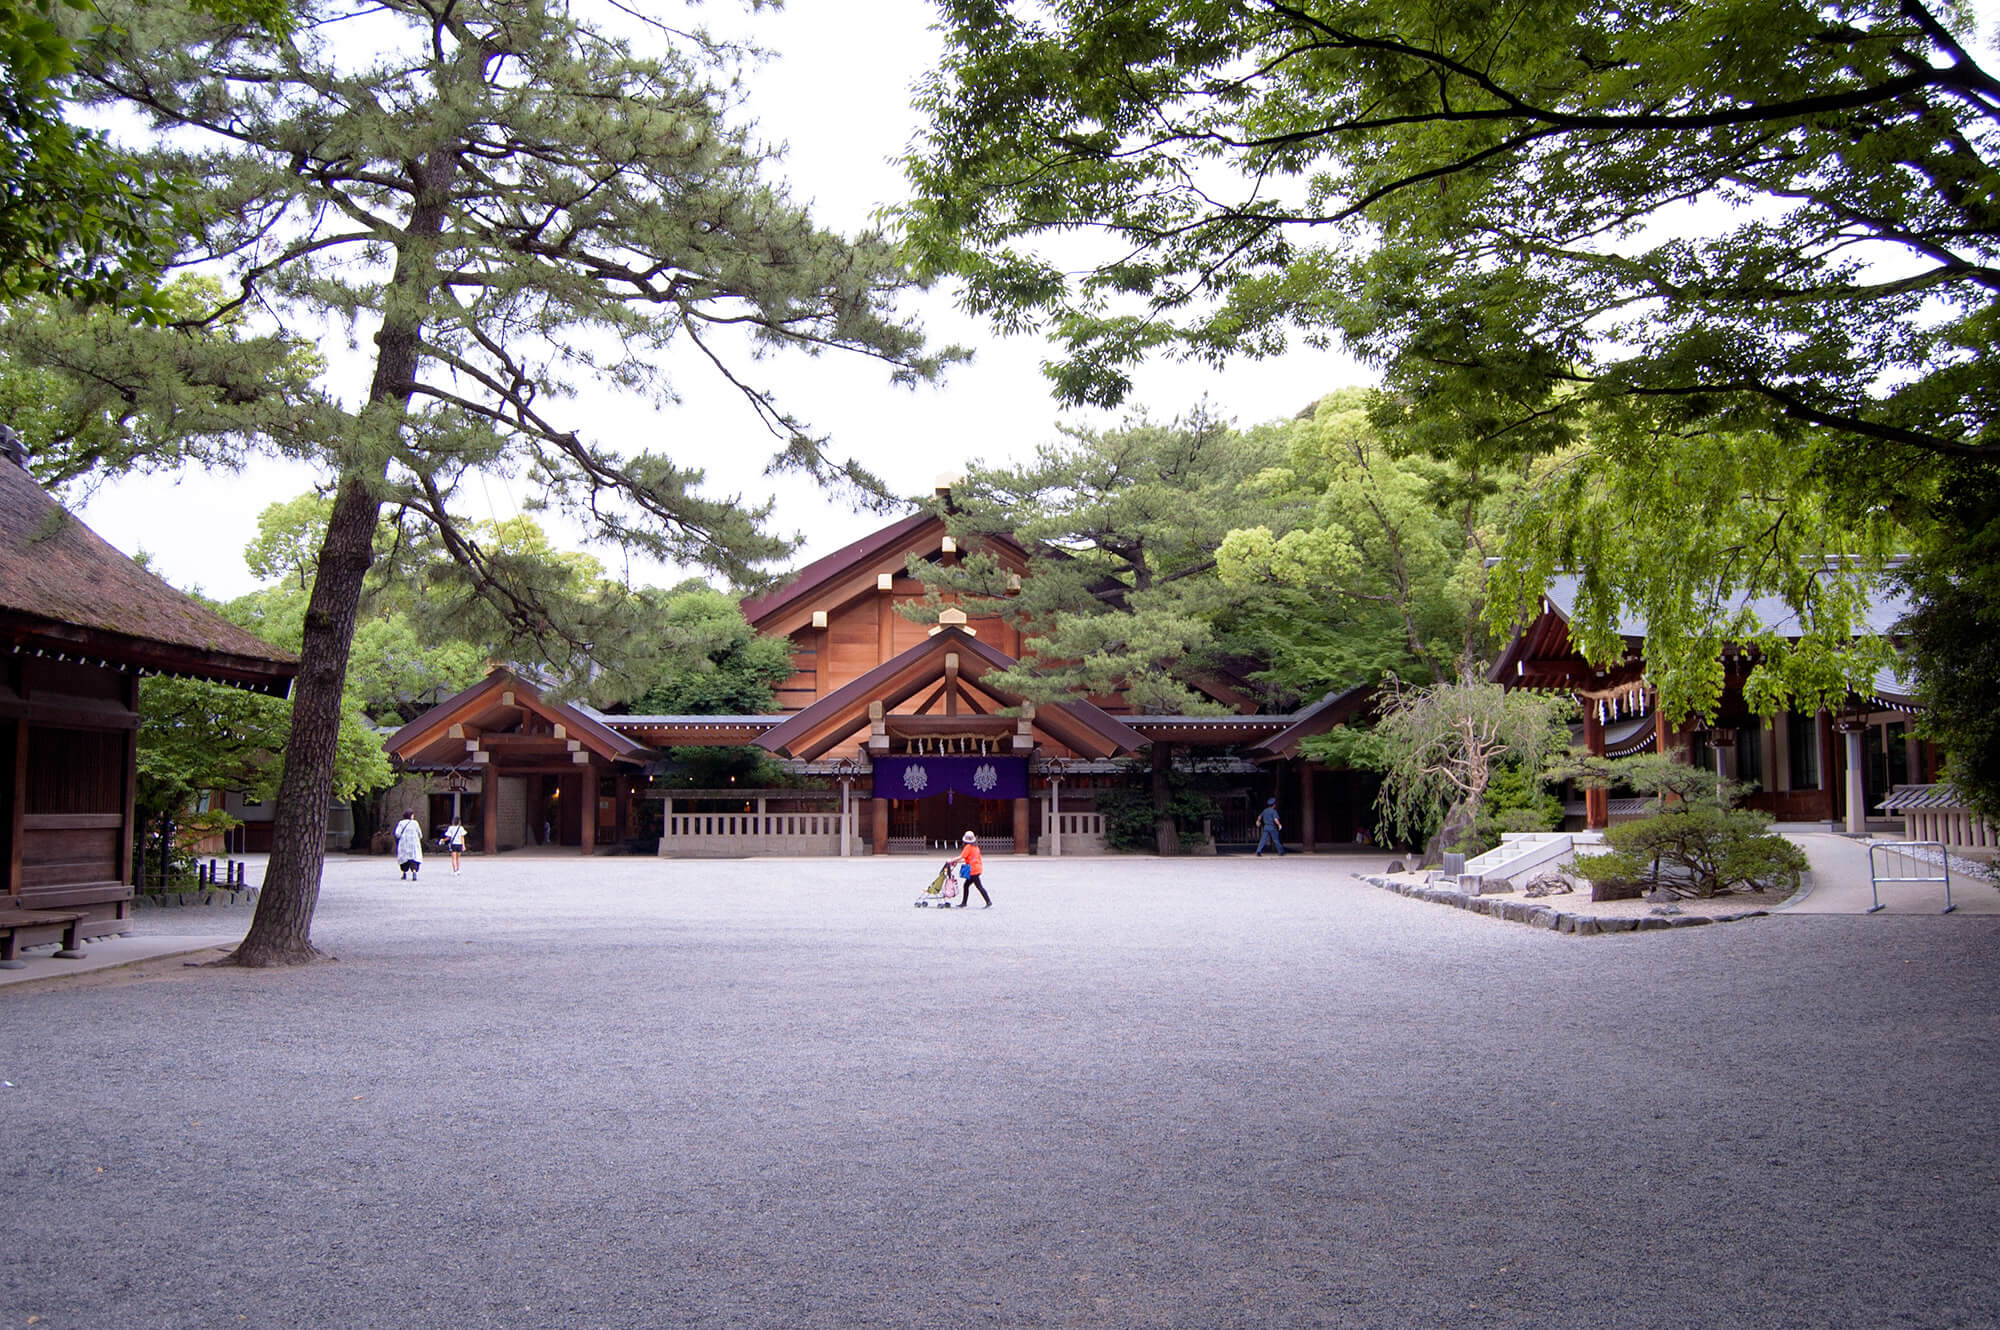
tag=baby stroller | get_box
[915,858,964,908]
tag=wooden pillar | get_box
[1582,701,1609,830]
[613,775,631,846]
[1048,777,1061,858]
[580,766,597,856]
[7,719,25,898]
[1300,762,1317,853]
[872,796,889,855]
[481,767,499,854]
[119,672,137,886]
[1817,708,1838,822]
[1013,795,1029,855]
[839,778,852,858]
[1841,724,1868,834]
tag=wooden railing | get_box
[1040,810,1107,856]
[659,808,855,858]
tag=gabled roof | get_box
[1246,684,1379,758]
[755,627,1146,761]
[1492,570,1909,689]
[0,462,297,695]
[739,508,1030,634]
[386,669,653,768]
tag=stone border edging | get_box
[1356,875,1769,934]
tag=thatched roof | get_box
[0,461,297,695]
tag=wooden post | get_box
[10,720,27,898]
[1013,795,1029,855]
[119,672,137,886]
[1582,701,1609,830]
[1049,776,1061,858]
[872,797,889,855]
[613,777,630,847]
[580,769,597,856]
[1300,762,1317,853]
[1817,708,1838,822]
[839,778,851,858]
[1841,723,1868,835]
[481,769,499,855]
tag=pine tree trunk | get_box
[229,470,385,965]
[226,144,457,966]
[1151,741,1181,856]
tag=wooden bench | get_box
[0,908,90,969]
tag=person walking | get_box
[393,808,425,881]
[443,817,467,874]
[950,830,990,908]
[1254,797,1285,856]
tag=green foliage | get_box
[1573,805,1808,901]
[1483,425,1900,726]
[911,406,1285,712]
[1896,485,2000,823]
[1371,668,1573,847]
[0,280,321,488]
[1471,762,1565,854]
[134,667,392,837]
[0,0,290,308]
[905,0,1996,740]
[605,585,795,717]
[650,745,799,790]
[1093,779,1215,853]
[1547,752,1741,813]
[1217,388,1503,694]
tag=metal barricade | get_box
[1866,841,1956,914]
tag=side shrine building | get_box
[1,454,298,946]
[387,505,1385,857]
[1491,573,1933,835]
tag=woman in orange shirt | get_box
[951,830,990,908]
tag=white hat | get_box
[962,831,977,843]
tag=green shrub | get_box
[1094,783,1215,853]
[1573,803,1807,900]
[1471,762,1564,854]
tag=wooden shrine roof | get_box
[386,669,652,768]
[738,508,1031,635]
[754,626,1147,761]
[0,462,298,695]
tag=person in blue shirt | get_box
[1254,798,1284,856]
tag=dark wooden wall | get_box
[1,656,137,933]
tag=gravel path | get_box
[4,852,1996,1330]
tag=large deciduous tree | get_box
[906,0,2000,814]
[75,0,957,963]
[1217,388,1501,694]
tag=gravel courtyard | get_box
[4,852,1996,1330]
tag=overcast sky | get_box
[68,0,1370,602]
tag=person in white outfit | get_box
[393,809,424,881]
[444,819,467,874]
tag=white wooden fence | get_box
[659,803,855,858]
[1039,810,1107,856]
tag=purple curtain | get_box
[872,755,1028,801]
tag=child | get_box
[443,818,467,874]
[950,830,990,909]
